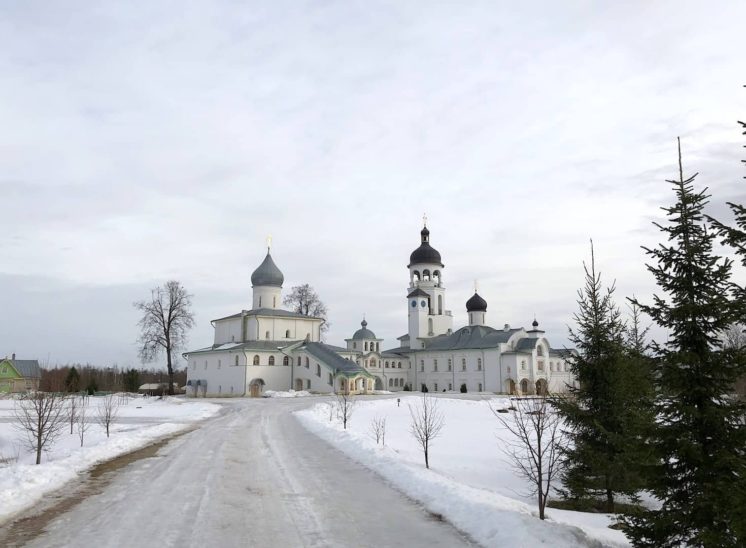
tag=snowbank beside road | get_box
[263,389,312,398]
[296,396,628,547]
[0,395,220,524]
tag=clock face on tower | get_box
[420,300,427,308]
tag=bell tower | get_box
[406,218,452,344]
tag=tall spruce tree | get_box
[623,139,746,546]
[555,243,651,513]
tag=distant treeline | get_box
[40,365,187,393]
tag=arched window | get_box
[413,270,421,282]
[265,331,270,339]
[353,342,356,349]
[388,378,393,387]
[364,342,368,351]
[316,364,320,377]
[433,270,441,284]
[537,346,544,356]
[422,269,431,281]
[268,356,275,366]
[433,359,438,372]
[428,318,433,334]
[438,295,443,315]
[447,358,452,371]
[398,362,402,369]
[305,357,309,368]
[282,356,289,366]
[235,355,239,366]
[385,361,389,367]
[461,358,466,371]
[253,355,260,365]
[376,342,379,352]
[297,356,301,366]
[477,358,482,371]
[285,329,291,338]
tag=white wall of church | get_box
[214,319,243,345]
[187,353,246,397]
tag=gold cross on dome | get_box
[266,234,272,251]
[423,213,428,227]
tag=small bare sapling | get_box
[370,416,387,445]
[98,394,119,437]
[409,393,445,469]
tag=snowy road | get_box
[4,398,474,547]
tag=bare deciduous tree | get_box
[370,416,387,445]
[134,280,195,395]
[722,323,746,350]
[492,396,565,520]
[409,393,445,469]
[97,394,119,437]
[14,391,67,464]
[335,393,356,429]
[77,400,90,447]
[68,395,79,435]
[283,284,329,335]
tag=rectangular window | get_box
[328,373,333,385]
[433,359,438,372]
[316,364,321,377]
[434,383,438,391]
[477,358,482,371]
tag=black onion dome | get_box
[466,292,488,312]
[408,226,444,267]
[352,319,377,340]
[251,252,284,287]
[532,318,540,328]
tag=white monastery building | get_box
[185,224,576,397]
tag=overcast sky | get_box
[1,1,744,369]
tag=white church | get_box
[185,224,576,397]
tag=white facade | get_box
[185,225,576,397]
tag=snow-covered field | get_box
[297,395,629,547]
[0,394,220,524]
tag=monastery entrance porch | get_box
[504,378,516,395]
[249,378,265,397]
[338,376,374,395]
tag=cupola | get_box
[251,251,284,287]
[466,291,487,327]
[408,225,444,267]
